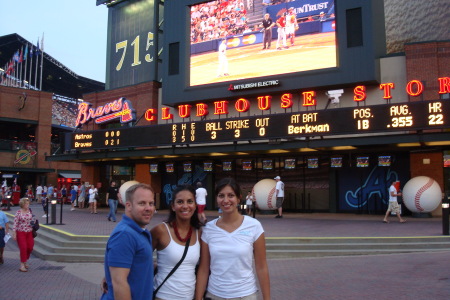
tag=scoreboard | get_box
[105,0,158,90]
[70,100,449,151]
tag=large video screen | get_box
[189,0,336,86]
[162,0,384,105]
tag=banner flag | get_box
[39,33,44,90]
[29,44,34,89]
[24,44,29,87]
[24,44,28,61]
[19,47,23,63]
[13,50,20,62]
[19,46,23,86]
[35,38,39,88]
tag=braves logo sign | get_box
[76,97,136,128]
[345,166,399,208]
[14,143,37,165]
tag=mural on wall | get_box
[344,166,399,208]
[338,155,409,213]
[13,142,37,166]
[161,164,207,207]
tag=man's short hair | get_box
[125,183,154,204]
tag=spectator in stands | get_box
[191,0,250,44]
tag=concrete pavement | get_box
[1,202,449,299]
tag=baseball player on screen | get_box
[276,13,288,50]
[285,7,299,46]
[217,39,229,77]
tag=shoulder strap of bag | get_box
[153,237,190,298]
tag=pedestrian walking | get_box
[383,181,406,223]
[274,176,285,218]
[106,181,119,222]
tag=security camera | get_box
[326,89,344,104]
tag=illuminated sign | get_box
[223,161,232,171]
[308,158,319,169]
[146,78,450,121]
[242,160,253,171]
[285,158,296,169]
[204,161,213,172]
[189,0,337,87]
[263,159,273,170]
[183,162,192,173]
[330,157,342,168]
[378,156,391,167]
[76,98,136,127]
[357,156,369,168]
[69,100,450,151]
[228,80,280,91]
[150,163,158,173]
[166,163,174,173]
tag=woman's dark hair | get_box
[215,177,241,199]
[166,185,202,229]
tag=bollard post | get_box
[442,198,449,235]
[51,200,57,224]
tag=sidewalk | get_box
[1,202,449,299]
[4,201,446,237]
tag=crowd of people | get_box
[263,0,306,6]
[0,182,101,218]
[191,0,250,44]
[51,99,78,127]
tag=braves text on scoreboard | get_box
[71,100,448,150]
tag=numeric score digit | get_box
[429,114,444,125]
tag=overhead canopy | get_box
[59,172,81,179]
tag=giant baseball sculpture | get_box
[252,179,277,211]
[118,180,140,204]
[402,176,441,213]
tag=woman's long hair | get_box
[214,177,242,200]
[166,184,202,229]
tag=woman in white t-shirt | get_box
[88,185,98,214]
[195,178,271,300]
[151,185,202,300]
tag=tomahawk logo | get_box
[345,167,399,208]
[76,97,136,127]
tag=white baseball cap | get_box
[274,176,281,180]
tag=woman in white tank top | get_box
[151,185,203,300]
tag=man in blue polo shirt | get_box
[102,183,155,300]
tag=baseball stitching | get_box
[414,178,434,212]
[267,187,275,209]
